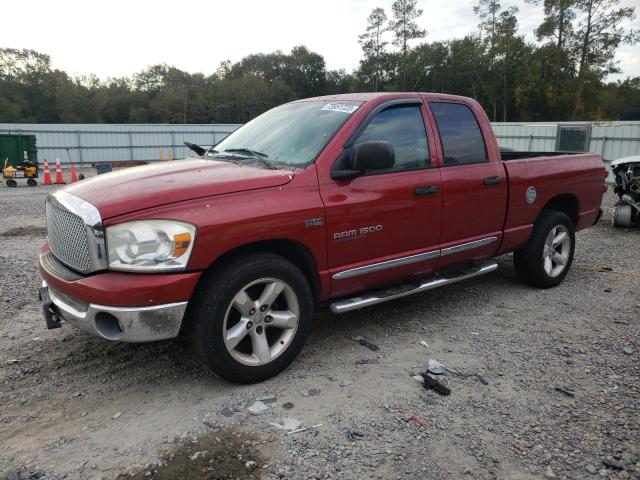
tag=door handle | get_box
[414,185,439,196]
[483,176,502,186]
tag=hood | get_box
[64,158,295,219]
[611,155,640,167]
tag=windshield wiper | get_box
[224,148,268,158]
[222,148,276,169]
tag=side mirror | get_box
[331,141,395,180]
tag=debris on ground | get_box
[420,373,451,395]
[350,335,379,351]
[220,406,235,417]
[281,402,294,410]
[554,386,576,398]
[445,367,489,385]
[401,412,429,429]
[256,394,278,404]
[420,340,429,349]
[269,417,302,432]
[112,411,122,420]
[409,416,428,429]
[287,423,323,435]
[427,359,445,375]
[602,458,625,470]
[355,357,379,365]
[346,430,365,441]
[189,450,207,461]
[340,379,354,388]
[622,345,633,355]
[307,388,321,396]
[247,401,269,415]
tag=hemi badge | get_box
[305,218,323,228]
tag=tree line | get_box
[0,0,637,125]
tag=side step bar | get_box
[329,261,498,314]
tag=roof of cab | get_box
[292,92,473,104]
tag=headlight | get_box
[106,220,196,272]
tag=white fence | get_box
[493,121,639,158]
[0,123,240,165]
[493,121,640,182]
[1,121,637,182]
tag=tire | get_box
[514,210,575,288]
[613,203,632,228]
[27,178,37,187]
[6,179,17,187]
[186,253,313,384]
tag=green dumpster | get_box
[0,134,38,167]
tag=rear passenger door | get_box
[427,101,507,268]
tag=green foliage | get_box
[389,0,426,89]
[359,7,389,91]
[0,47,350,124]
[0,0,637,125]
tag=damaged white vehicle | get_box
[612,155,640,227]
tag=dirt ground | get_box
[0,178,638,480]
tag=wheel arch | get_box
[540,194,579,226]
[201,239,321,301]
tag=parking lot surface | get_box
[0,180,638,480]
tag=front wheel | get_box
[186,253,313,384]
[27,178,38,187]
[514,210,575,288]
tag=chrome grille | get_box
[46,200,91,273]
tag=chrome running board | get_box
[329,261,498,314]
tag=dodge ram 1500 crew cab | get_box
[39,93,607,383]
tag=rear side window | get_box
[356,105,430,172]
[430,102,487,165]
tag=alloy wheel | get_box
[222,277,299,366]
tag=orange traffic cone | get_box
[69,163,78,183]
[54,158,66,184]
[42,158,52,185]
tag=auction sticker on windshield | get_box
[321,103,360,114]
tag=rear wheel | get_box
[6,179,17,187]
[187,253,313,384]
[514,210,575,288]
[27,178,37,187]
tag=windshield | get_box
[210,100,362,166]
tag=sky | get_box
[2,0,639,81]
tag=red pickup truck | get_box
[39,93,606,383]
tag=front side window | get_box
[430,102,488,165]
[355,105,430,172]
[211,100,362,167]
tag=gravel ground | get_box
[0,180,638,480]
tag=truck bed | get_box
[501,152,605,240]
[500,150,585,161]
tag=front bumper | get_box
[41,281,188,342]
[39,245,201,342]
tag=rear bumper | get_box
[41,281,187,342]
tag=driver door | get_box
[320,101,442,297]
